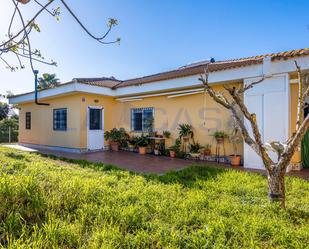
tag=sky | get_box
[0,0,309,97]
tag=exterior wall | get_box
[18,85,244,156]
[112,84,243,156]
[289,83,302,164]
[79,93,117,149]
[18,94,82,149]
[243,74,290,169]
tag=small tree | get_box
[199,61,309,208]
[38,73,60,90]
[0,102,10,121]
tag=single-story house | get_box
[9,48,309,170]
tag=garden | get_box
[104,122,243,166]
[0,146,308,248]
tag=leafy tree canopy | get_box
[0,102,9,121]
[38,73,60,90]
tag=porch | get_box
[3,144,309,180]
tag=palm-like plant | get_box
[178,123,194,140]
[38,73,60,90]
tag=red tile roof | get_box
[73,48,309,89]
[114,48,309,88]
[9,48,309,99]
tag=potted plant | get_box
[136,134,150,155]
[154,143,160,155]
[229,127,242,166]
[128,136,137,150]
[163,130,171,139]
[189,141,203,158]
[212,130,228,144]
[104,128,128,151]
[169,138,181,158]
[202,144,212,156]
[178,124,194,142]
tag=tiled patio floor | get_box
[3,144,309,180]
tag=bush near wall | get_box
[0,118,18,143]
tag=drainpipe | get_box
[33,70,49,106]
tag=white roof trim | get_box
[9,83,114,104]
[9,56,309,105]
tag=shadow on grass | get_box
[36,152,226,188]
[5,152,30,162]
[146,165,226,187]
[37,153,120,172]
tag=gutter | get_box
[33,70,49,106]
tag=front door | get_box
[87,106,104,150]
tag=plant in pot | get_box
[104,128,128,151]
[178,124,194,142]
[136,134,150,155]
[178,124,194,152]
[154,143,160,155]
[229,127,242,166]
[163,130,171,139]
[189,141,203,158]
[202,143,212,156]
[169,138,181,158]
[128,136,137,150]
[212,130,228,144]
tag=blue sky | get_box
[0,0,309,96]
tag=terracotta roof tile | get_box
[115,48,309,88]
[73,77,120,88]
[9,48,309,99]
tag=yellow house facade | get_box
[9,48,309,170]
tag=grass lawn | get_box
[0,147,308,248]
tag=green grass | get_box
[0,147,308,248]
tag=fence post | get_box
[8,126,11,143]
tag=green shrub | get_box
[0,118,18,143]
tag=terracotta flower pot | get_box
[183,136,190,142]
[18,0,30,4]
[204,150,211,156]
[139,147,147,155]
[216,137,224,144]
[230,155,241,166]
[170,150,176,158]
[110,141,119,151]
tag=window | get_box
[131,107,154,132]
[53,108,67,131]
[89,108,102,130]
[25,112,31,130]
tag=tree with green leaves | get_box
[38,73,60,90]
[0,103,10,121]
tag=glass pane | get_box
[133,112,142,131]
[25,112,31,129]
[53,109,67,130]
[89,108,102,130]
[143,109,153,132]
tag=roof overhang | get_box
[9,55,309,105]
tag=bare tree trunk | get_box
[267,166,286,208]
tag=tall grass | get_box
[0,147,308,248]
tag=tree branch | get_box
[223,85,274,169]
[279,115,309,169]
[239,77,265,93]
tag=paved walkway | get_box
[3,144,309,180]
